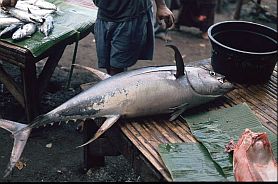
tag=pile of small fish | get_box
[0,0,57,40]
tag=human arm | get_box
[0,0,18,7]
[154,0,175,29]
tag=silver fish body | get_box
[28,7,55,17]
[51,67,228,119]
[12,23,37,40]
[39,14,54,37]
[0,23,23,38]
[8,7,44,23]
[15,0,41,12]
[0,17,21,29]
[23,0,57,10]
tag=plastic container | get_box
[208,21,277,84]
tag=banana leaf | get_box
[158,143,227,182]
[181,103,277,181]
[0,0,97,57]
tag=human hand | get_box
[0,0,18,7]
[156,3,175,29]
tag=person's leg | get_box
[94,19,113,71]
[109,14,150,72]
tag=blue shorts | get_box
[93,8,154,69]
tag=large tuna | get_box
[0,45,234,177]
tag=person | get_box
[92,0,175,75]
[173,0,217,39]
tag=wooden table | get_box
[0,0,96,122]
[83,59,277,182]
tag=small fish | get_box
[0,23,23,38]
[39,14,54,37]
[24,0,57,10]
[15,0,41,12]
[12,23,37,40]
[8,7,44,23]
[0,17,21,29]
[28,7,55,17]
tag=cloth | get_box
[93,0,152,22]
[94,7,154,69]
[176,0,216,32]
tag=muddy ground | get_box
[0,1,277,182]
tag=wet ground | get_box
[0,0,277,182]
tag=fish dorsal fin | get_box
[76,115,120,148]
[73,64,111,80]
[166,44,185,78]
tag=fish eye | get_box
[209,71,216,76]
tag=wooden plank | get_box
[161,120,196,142]
[120,122,172,181]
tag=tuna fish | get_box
[12,22,36,40]
[0,44,234,177]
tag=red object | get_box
[226,128,277,181]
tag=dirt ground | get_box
[0,0,277,182]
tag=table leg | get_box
[21,60,38,122]
[83,118,122,170]
[37,45,67,99]
[83,119,105,169]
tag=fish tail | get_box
[0,119,32,178]
[15,114,52,134]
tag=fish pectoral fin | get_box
[76,115,120,148]
[73,64,111,80]
[169,103,188,121]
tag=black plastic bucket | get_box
[208,21,277,84]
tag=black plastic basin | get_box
[208,21,277,84]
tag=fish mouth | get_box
[217,77,235,92]
[186,69,234,96]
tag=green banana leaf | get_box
[158,143,227,182]
[0,0,97,57]
[181,103,277,181]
